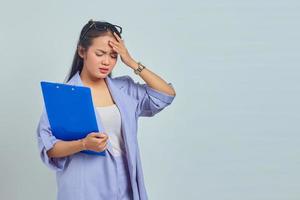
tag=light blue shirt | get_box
[36,71,176,200]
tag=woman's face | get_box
[79,34,118,79]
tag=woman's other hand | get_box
[83,132,108,152]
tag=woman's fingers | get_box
[89,132,107,138]
[96,140,108,152]
[113,32,123,43]
[83,132,109,152]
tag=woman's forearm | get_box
[127,60,176,96]
[47,139,84,158]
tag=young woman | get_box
[36,19,176,200]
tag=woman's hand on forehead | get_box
[108,32,137,68]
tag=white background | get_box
[0,0,299,199]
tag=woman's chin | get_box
[95,71,109,79]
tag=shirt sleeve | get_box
[119,75,176,117]
[36,107,68,171]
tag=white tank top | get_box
[96,104,125,157]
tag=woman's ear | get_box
[77,45,85,59]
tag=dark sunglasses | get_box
[80,19,122,41]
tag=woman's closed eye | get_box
[111,54,118,58]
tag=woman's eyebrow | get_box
[96,49,117,54]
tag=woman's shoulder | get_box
[111,75,133,82]
[110,75,136,89]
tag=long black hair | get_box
[64,19,122,83]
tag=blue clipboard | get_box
[40,81,106,156]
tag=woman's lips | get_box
[99,68,109,73]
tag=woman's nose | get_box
[102,55,110,65]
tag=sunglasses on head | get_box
[80,19,122,41]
